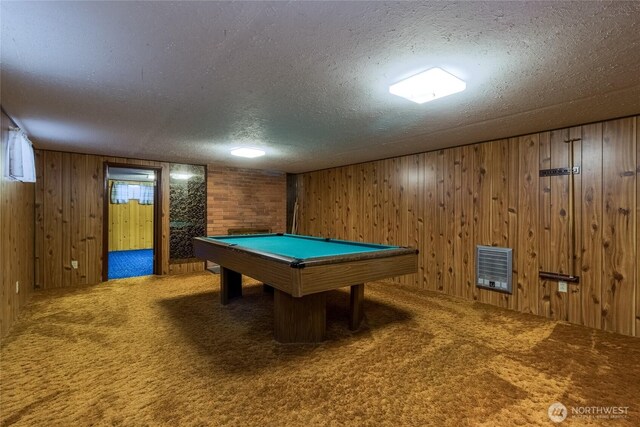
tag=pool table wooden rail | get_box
[193,236,417,297]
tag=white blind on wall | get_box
[4,129,36,183]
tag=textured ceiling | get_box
[1,1,639,173]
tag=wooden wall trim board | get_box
[637,120,640,336]
[168,259,206,275]
[1,110,35,338]
[293,115,639,337]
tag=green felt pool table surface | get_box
[203,233,402,260]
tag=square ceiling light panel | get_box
[389,67,466,104]
[230,147,266,158]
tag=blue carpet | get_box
[108,249,154,279]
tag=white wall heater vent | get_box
[476,245,512,294]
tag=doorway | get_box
[103,163,162,280]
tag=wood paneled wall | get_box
[108,181,154,251]
[1,110,35,338]
[35,151,171,288]
[168,259,205,275]
[294,116,639,337]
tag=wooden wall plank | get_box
[406,155,420,287]
[602,117,636,335]
[343,166,350,240]
[435,150,445,291]
[0,131,4,334]
[43,151,63,288]
[71,154,87,286]
[460,145,474,300]
[506,137,519,311]
[34,150,44,289]
[349,165,360,240]
[568,126,583,324]
[538,132,552,318]
[549,129,569,321]
[85,155,102,284]
[383,159,392,245]
[491,140,509,248]
[637,116,640,337]
[376,161,385,245]
[416,153,425,288]
[453,148,463,297]
[580,123,603,329]
[491,139,510,308]
[473,143,491,303]
[0,142,4,336]
[62,153,72,287]
[157,162,170,275]
[443,149,457,295]
[517,134,539,315]
[424,152,438,291]
[168,260,206,275]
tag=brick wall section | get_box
[207,166,287,236]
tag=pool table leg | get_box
[349,283,365,330]
[220,267,242,305]
[273,289,326,343]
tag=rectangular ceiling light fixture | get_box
[389,67,466,104]
[230,147,265,158]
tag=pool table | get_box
[193,233,418,343]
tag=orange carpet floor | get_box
[1,272,639,426]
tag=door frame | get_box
[102,162,163,281]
